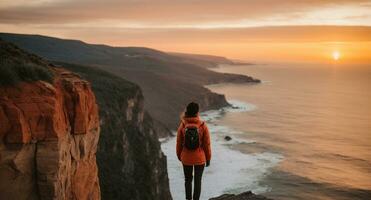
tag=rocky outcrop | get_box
[152,118,173,138]
[59,62,172,200]
[1,40,171,200]
[0,65,100,199]
[210,191,273,200]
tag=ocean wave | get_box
[161,133,282,199]
[201,99,257,122]
[261,80,271,84]
[161,99,282,199]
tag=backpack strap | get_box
[198,121,205,147]
[182,121,205,147]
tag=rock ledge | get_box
[210,191,273,200]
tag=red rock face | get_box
[0,68,100,200]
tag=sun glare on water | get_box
[332,51,340,61]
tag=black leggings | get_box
[183,164,205,200]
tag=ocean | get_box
[161,63,371,200]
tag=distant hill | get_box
[168,52,235,68]
[0,32,259,130]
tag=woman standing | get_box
[176,102,212,200]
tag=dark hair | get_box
[185,102,199,117]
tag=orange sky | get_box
[0,0,370,64]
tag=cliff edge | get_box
[0,40,100,199]
[59,62,172,199]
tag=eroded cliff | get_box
[59,62,172,200]
[0,40,100,199]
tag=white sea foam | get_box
[201,100,256,121]
[261,80,272,84]
[161,100,282,200]
[225,100,257,113]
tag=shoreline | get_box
[198,64,371,200]
[160,99,282,199]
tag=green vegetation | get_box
[0,39,54,86]
[0,59,54,86]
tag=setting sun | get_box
[332,51,341,61]
[1,1,371,200]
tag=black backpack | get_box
[184,122,204,150]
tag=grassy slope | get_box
[0,39,54,86]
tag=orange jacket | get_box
[176,116,211,166]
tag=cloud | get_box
[0,0,370,27]
[3,24,370,45]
